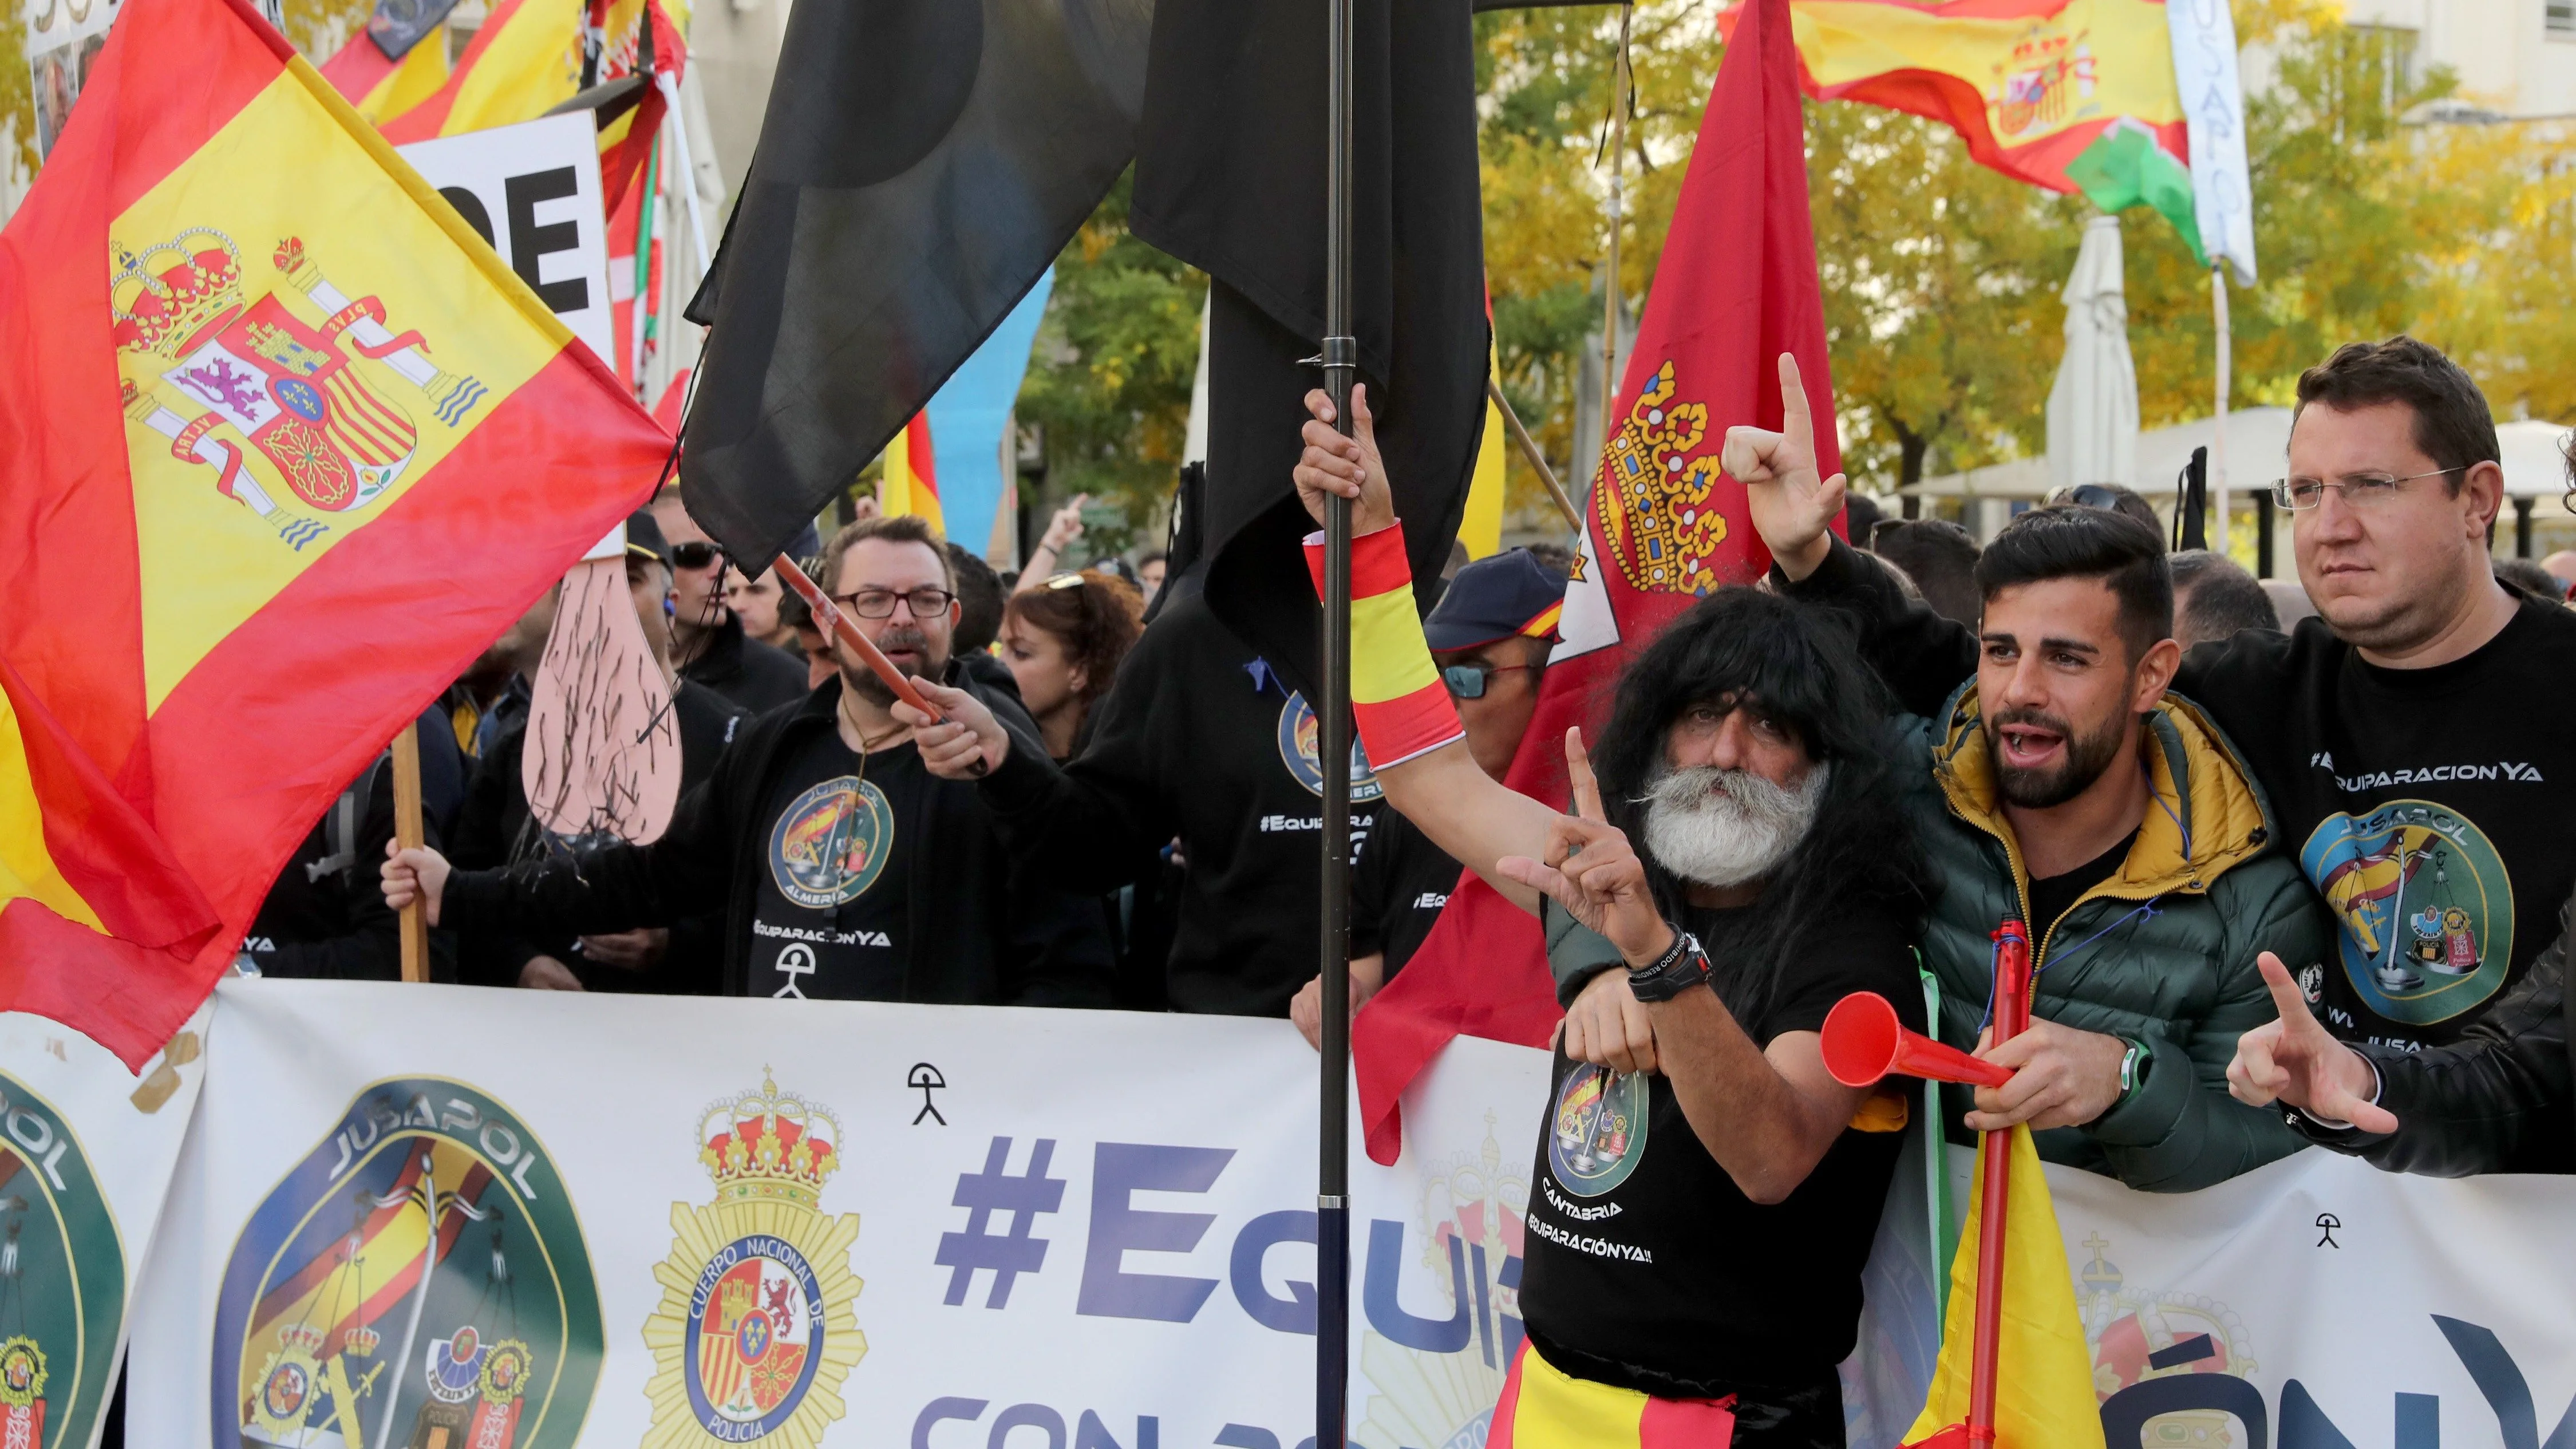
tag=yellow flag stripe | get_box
[1352,588,1441,706]
[1511,1344,1647,1449]
[0,697,105,933]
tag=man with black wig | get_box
[1266,386,1933,1446]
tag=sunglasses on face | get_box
[669,541,724,571]
[1440,662,1533,700]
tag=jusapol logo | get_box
[211,1078,601,1449]
[1278,693,1385,803]
[2300,800,2514,1026]
[0,1072,123,1449]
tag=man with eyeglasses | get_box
[1733,337,2576,1167]
[1290,547,1566,1047]
[649,484,811,716]
[384,513,1115,1008]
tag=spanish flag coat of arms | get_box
[0,0,670,1066]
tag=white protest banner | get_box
[397,114,615,366]
[0,997,212,1449]
[2166,0,2257,286]
[129,981,1562,1449]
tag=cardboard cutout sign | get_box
[522,556,681,845]
[396,113,615,366]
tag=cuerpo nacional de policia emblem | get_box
[768,777,894,909]
[1278,692,1385,803]
[212,1079,600,1449]
[642,1075,865,1449]
[1548,1064,1647,1197]
[0,1072,123,1449]
[2301,800,2514,1028]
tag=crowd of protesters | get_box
[271,330,2576,1439]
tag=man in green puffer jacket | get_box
[1845,506,2332,1190]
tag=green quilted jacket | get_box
[1908,680,2332,1190]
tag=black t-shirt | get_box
[2024,828,2139,949]
[2179,591,2576,1057]
[746,729,923,1001]
[1518,896,1922,1399]
[1349,808,1462,977]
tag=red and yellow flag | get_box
[377,0,685,144]
[0,0,669,1064]
[1733,0,2201,251]
[879,412,945,534]
[316,24,452,125]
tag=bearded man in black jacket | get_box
[383,514,1113,1007]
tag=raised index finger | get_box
[2255,952,2320,1032]
[1564,727,1606,823]
[1775,352,1815,461]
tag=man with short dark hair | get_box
[650,484,809,716]
[1737,338,2576,1168]
[2168,549,2281,646]
[385,512,1113,1007]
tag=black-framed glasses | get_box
[669,541,724,571]
[832,586,956,619]
[1440,662,1533,700]
[2270,466,2470,511]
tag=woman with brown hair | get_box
[998,570,1145,761]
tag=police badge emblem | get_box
[213,1079,600,1449]
[0,1072,123,1449]
[641,1075,866,1449]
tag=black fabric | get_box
[2024,827,2140,947]
[1350,807,1459,977]
[244,755,454,982]
[1516,898,1921,1396]
[1131,0,1486,697]
[2292,886,2576,1175]
[678,0,1151,567]
[681,613,811,717]
[449,681,746,993]
[747,730,922,1001]
[1780,538,2576,1168]
[441,668,1113,1008]
[976,593,1380,1015]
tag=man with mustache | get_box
[1270,386,1931,1444]
[382,514,1113,1006]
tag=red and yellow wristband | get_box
[1303,523,1467,770]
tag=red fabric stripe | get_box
[1637,1393,1735,1449]
[1488,1342,1530,1449]
[315,27,399,105]
[906,412,939,498]
[1302,523,1414,601]
[376,0,528,144]
[1353,684,1463,769]
[144,346,667,934]
[0,901,205,1069]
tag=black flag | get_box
[679,0,1153,567]
[1132,0,1488,697]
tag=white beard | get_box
[1639,763,1828,889]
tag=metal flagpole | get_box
[1599,3,1634,447]
[1316,0,1357,1439]
[2211,265,2231,556]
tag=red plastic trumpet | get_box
[1819,990,2013,1090]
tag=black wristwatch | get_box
[1626,926,1710,1003]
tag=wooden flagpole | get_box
[391,721,429,982]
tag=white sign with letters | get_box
[398,113,615,366]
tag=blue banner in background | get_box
[927,269,1055,560]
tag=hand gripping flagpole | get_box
[1317,0,1357,1441]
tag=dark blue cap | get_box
[1423,548,1567,652]
[624,509,669,564]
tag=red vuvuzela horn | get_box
[1819,992,2014,1089]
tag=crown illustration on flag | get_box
[698,1072,843,1208]
[275,1321,328,1357]
[110,227,246,358]
[342,1324,382,1359]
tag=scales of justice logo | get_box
[112,227,489,552]
[0,1072,123,1449]
[212,1078,600,1449]
[1548,1064,1648,1198]
[640,1074,865,1449]
[2302,800,2514,1026]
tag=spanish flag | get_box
[377,0,684,144]
[879,413,945,534]
[0,0,669,1065]
[1905,1126,2106,1449]
[317,24,452,126]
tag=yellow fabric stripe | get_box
[1460,344,1506,559]
[1905,1125,2108,1449]
[0,695,104,932]
[1514,1343,1646,1449]
[355,37,449,126]
[881,424,945,531]
[1351,586,1441,706]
